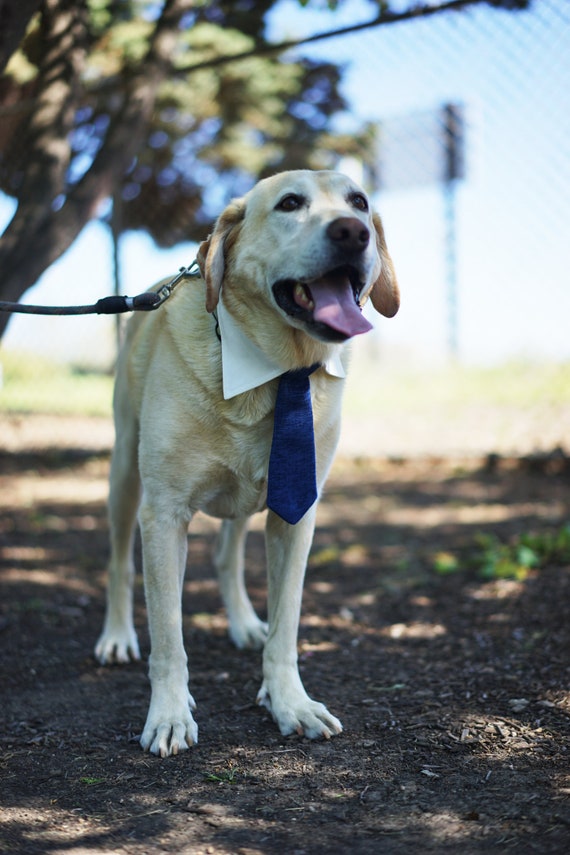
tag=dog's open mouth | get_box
[272,266,373,342]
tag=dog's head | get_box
[198,170,399,345]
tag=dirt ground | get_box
[1,414,569,854]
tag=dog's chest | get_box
[174,416,273,519]
[198,468,268,519]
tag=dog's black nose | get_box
[326,217,370,253]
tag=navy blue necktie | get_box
[267,365,319,525]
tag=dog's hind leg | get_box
[214,517,268,650]
[95,418,141,665]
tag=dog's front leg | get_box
[138,499,198,757]
[258,508,343,739]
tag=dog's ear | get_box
[197,198,246,313]
[369,212,400,318]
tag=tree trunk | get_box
[0,0,192,339]
[0,0,87,335]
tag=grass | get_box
[344,357,570,416]
[0,349,113,417]
[2,347,570,420]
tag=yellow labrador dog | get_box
[95,169,399,756]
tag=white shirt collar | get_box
[217,292,346,400]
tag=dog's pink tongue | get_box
[309,272,372,338]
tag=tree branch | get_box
[179,0,528,75]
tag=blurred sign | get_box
[376,103,465,191]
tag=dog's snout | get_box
[326,217,370,254]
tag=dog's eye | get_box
[349,193,369,212]
[275,193,305,212]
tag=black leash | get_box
[0,260,201,316]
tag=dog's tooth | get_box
[294,283,314,309]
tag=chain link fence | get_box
[1,0,569,420]
[283,0,569,365]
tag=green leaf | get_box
[433,551,460,575]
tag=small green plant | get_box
[473,533,538,581]
[205,766,238,785]
[518,525,570,565]
[432,551,461,575]
[431,523,570,582]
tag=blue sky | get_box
[1,0,569,366]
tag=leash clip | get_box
[146,260,202,311]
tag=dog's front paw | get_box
[140,693,198,757]
[95,622,140,665]
[257,680,343,740]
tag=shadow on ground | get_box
[1,450,569,853]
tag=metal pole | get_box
[111,192,123,359]
[442,104,464,360]
[444,179,459,359]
